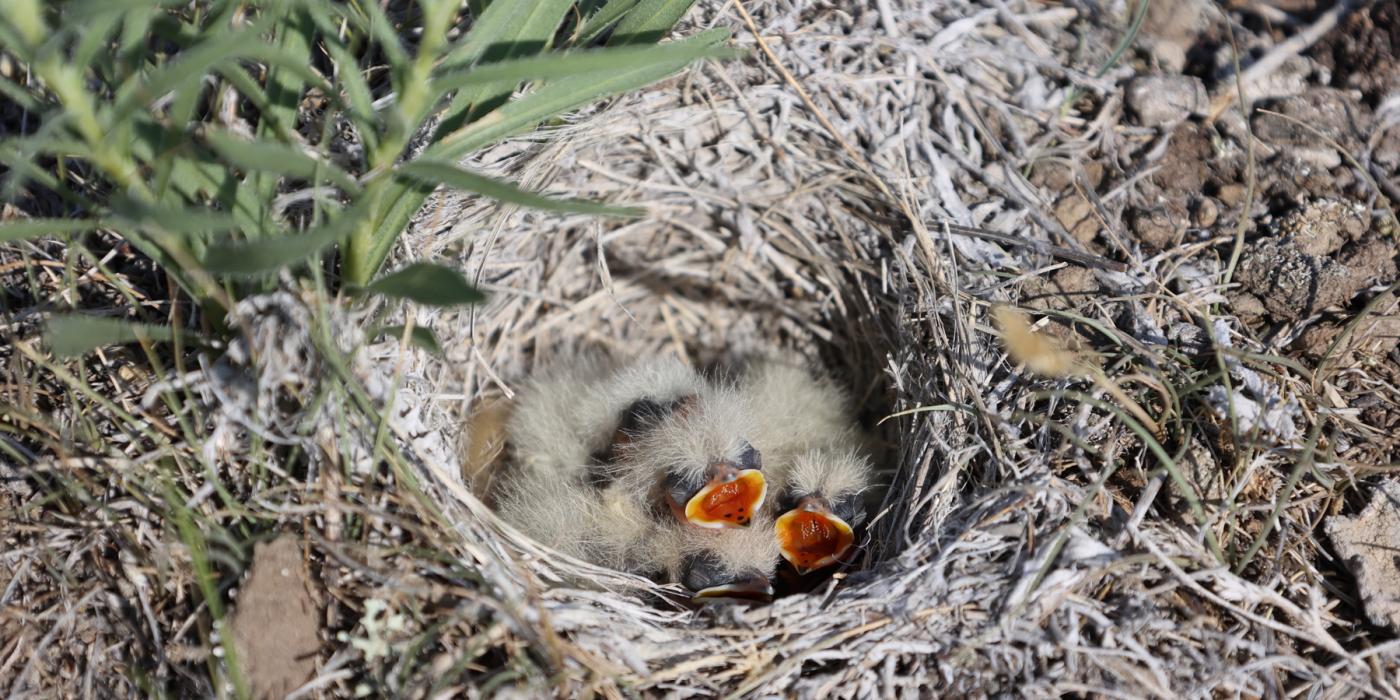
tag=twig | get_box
[1206,0,1368,122]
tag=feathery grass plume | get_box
[993,305,1162,437]
[992,305,1082,378]
[460,396,512,499]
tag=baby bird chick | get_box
[497,355,777,597]
[495,468,680,577]
[676,511,782,601]
[499,469,780,599]
[506,354,701,477]
[740,360,852,466]
[773,447,870,573]
[739,360,872,573]
[607,381,768,530]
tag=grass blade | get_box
[366,262,486,306]
[432,27,730,161]
[433,0,574,137]
[0,218,105,242]
[432,41,737,91]
[202,197,370,275]
[260,7,314,137]
[578,0,641,44]
[374,325,444,355]
[111,26,261,122]
[609,0,698,45]
[440,0,569,71]
[398,160,641,216]
[46,315,174,357]
[109,197,240,236]
[204,129,361,194]
[352,29,726,282]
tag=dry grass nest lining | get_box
[179,1,1395,695]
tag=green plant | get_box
[0,0,732,353]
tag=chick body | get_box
[739,360,873,572]
[495,469,680,577]
[498,356,780,595]
[740,360,855,467]
[506,354,703,477]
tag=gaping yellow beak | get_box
[693,575,774,602]
[683,466,767,529]
[775,497,855,574]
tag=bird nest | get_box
[174,1,1394,695]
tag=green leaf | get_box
[432,41,737,91]
[0,74,39,112]
[0,218,104,242]
[345,0,408,77]
[441,0,570,70]
[0,0,44,49]
[324,39,377,127]
[46,315,174,357]
[398,160,641,216]
[202,197,370,275]
[432,27,730,162]
[261,7,315,137]
[374,324,444,355]
[70,9,122,69]
[202,224,340,276]
[111,27,260,121]
[578,0,641,44]
[203,129,361,194]
[366,262,486,307]
[610,0,698,45]
[109,197,240,236]
[434,0,574,136]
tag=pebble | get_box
[1126,75,1208,127]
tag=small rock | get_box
[1022,267,1100,311]
[231,536,321,700]
[1193,197,1220,229]
[1168,322,1211,356]
[1293,147,1344,171]
[1130,206,1185,250]
[1233,53,1312,101]
[1374,126,1400,173]
[1143,0,1214,51]
[1229,292,1268,325]
[1054,196,1101,245]
[1293,294,1400,361]
[1326,479,1400,633]
[1126,75,1209,127]
[1235,236,1397,321]
[1217,183,1248,208]
[1152,41,1187,73]
[1253,88,1369,148]
[1180,437,1223,500]
[1275,199,1369,256]
[1153,124,1214,196]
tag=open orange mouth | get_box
[684,470,767,529]
[775,507,855,573]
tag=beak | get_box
[693,574,774,602]
[682,463,767,529]
[775,496,855,574]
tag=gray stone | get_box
[1325,480,1400,633]
[1126,75,1208,127]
